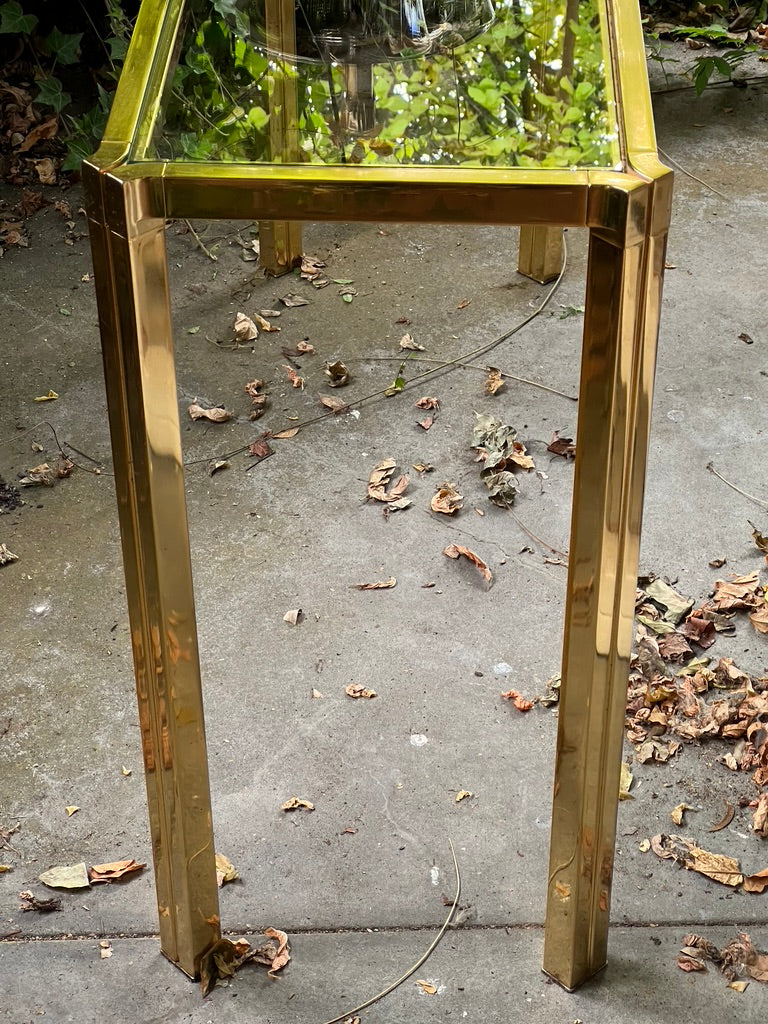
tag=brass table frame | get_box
[83,0,672,993]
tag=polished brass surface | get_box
[84,0,672,988]
[84,167,221,979]
[517,225,565,284]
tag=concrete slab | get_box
[0,66,767,1022]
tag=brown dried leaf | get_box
[233,312,259,343]
[443,543,492,588]
[283,366,304,389]
[415,397,440,410]
[319,395,349,414]
[431,484,463,515]
[721,933,768,983]
[281,797,314,812]
[215,853,239,887]
[297,341,314,354]
[708,802,735,833]
[324,360,350,387]
[485,367,505,395]
[416,980,438,995]
[188,404,231,423]
[455,790,473,802]
[253,313,280,333]
[367,458,396,499]
[248,436,274,461]
[283,608,302,625]
[749,521,768,555]
[89,859,146,883]
[752,792,768,837]
[749,603,768,635]
[709,573,760,611]
[743,868,768,894]
[417,416,434,431]
[547,431,576,458]
[19,463,55,487]
[345,684,377,699]
[355,577,396,590]
[273,427,299,439]
[263,927,291,976]
[500,689,534,712]
[280,293,310,307]
[670,803,694,826]
[399,333,425,351]
[19,892,62,913]
[658,633,693,663]
[677,953,707,972]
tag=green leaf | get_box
[36,76,71,113]
[45,27,82,65]
[0,0,38,34]
[342,293,353,303]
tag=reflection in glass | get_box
[144,0,618,168]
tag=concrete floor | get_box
[1,55,768,1023]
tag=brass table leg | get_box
[85,168,221,979]
[518,225,564,283]
[259,0,302,276]
[542,176,672,990]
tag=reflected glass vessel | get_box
[146,0,619,167]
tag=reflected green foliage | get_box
[153,0,618,167]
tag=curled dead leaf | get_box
[273,427,299,439]
[215,853,239,888]
[455,790,473,802]
[431,483,463,515]
[546,431,575,458]
[484,367,505,395]
[500,689,534,712]
[355,577,396,590]
[415,397,440,410]
[233,312,259,343]
[442,543,493,588]
[283,366,304,389]
[281,797,315,812]
[253,313,280,333]
[283,608,302,625]
[670,803,694,826]
[345,684,377,699]
[188,404,231,423]
[708,801,735,833]
[89,859,146,884]
[399,333,425,351]
[297,341,314,354]
[324,360,350,387]
[416,980,438,995]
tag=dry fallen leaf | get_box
[671,803,696,826]
[283,609,302,625]
[619,762,633,800]
[443,543,493,588]
[546,431,576,458]
[416,980,438,995]
[484,367,505,395]
[355,577,396,590]
[399,333,425,351]
[283,366,304,389]
[0,544,19,566]
[743,868,768,894]
[39,863,90,889]
[500,689,534,712]
[311,688,323,699]
[455,790,473,803]
[89,859,146,883]
[65,806,79,817]
[281,797,315,812]
[215,853,239,888]
[263,927,291,977]
[324,360,350,387]
[99,940,113,959]
[19,891,61,912]
[415,397,440,411]
[708,802,735,832]
[253,313,280,333]
[280,293,310,307]
[297,341,314,354]
[749,603,768,635]
[431,483,463,515]
[34,390,59,402]
[233,312,259,343]
[752,792,768,837]
[319,395,349,414]
[273,427,299,439]
[345,684,377,699]
[188,403,232,423]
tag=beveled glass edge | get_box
[90,0,664,179]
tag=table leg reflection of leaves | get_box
[84,0,672,993]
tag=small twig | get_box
[320,840,461,1024]
[707,461,768,510]
[509,511,569,561]
[657,147,727,199]
[183,220,218,261]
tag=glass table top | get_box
[132,0,620,169]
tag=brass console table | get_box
[84,0,672,992]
